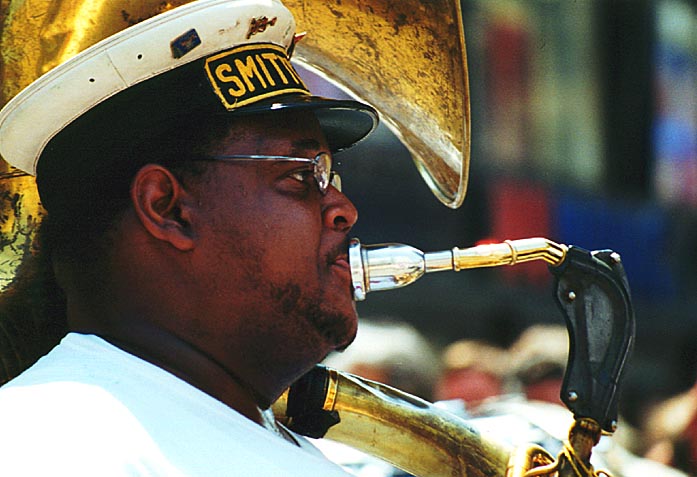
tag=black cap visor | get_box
[232,94,378,153]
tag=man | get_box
[0,0,377,474]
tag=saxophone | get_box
[273,238,635,477]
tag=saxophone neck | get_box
[349,237,568,300]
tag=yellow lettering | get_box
[234,56,267,93]
[279,56,302,85]
[215,63,246,97]
[255,54,275,86]
[262,53,288,84]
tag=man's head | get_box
[45,109,358,403]
[0,0,378,409]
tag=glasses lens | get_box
[315,153,332,194]
[330,172,342,192]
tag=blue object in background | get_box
[554,192,676,301]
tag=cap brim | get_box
[234,94,378,152]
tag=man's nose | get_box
[322,185,358,232]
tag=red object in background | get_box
[488,179,553,287]
[484,19,531,166]
[524,378,563,405]
[434,368,503,406]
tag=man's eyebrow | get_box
[291,138,322,153]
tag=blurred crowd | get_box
[317,318,697,477]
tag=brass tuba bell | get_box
[283,0,471,209]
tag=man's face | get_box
[184,110,359,396]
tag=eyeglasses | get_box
[206,152,341,195]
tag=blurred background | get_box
[304,0,697,445]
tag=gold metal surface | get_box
[506,419,607,477]
[285,0,471,209]
[505,444,555,477]
[0,0,191,102]
[274,369,511,477]
[322,367,339,411]
[274,370,608,477]
[0,171,41,289]
[452,237,568,271]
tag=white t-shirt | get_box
[0,333,353,477]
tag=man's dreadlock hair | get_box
[0,230,66,385]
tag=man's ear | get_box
[131,164,196,251]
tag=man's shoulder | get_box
[0,332,182,429]
[0,333,356,476]
[1,332,177,391]
[0,379,355,477]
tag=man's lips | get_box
[326,237,352,270]
[327,238,353,284]
[329,252,359,303]
[331,255,351,272]
[329,254,353,292]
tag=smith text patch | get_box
[204,43,309,110]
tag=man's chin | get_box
[333,334,355,353]
[332,314,358,352]
[312,302,358,351]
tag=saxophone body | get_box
[274,366,514,477]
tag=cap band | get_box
[204,43,309,110]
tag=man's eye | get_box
[288,169,314,184]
